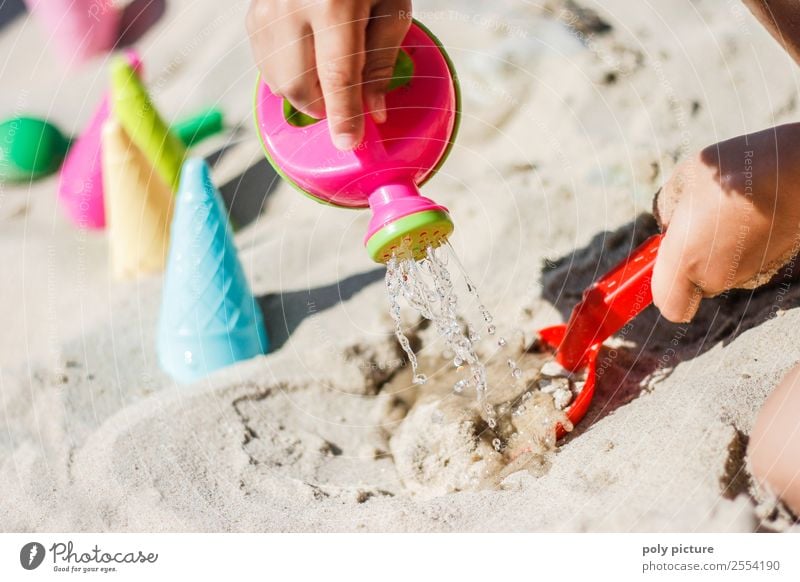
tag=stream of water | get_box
[385,242,523,429]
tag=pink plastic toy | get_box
[24,0,120,65]
[57,50,142,230]
[255,21,460,263]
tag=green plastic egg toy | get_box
[0,116,72,183]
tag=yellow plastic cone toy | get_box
[102,120,174,279]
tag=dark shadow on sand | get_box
[543,214,800,436]
[116,0,166,47]
[258,267,385,351]
[0,0,25,31]
[218,157,281,230]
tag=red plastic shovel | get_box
[537,233,664,436]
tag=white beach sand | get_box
[1,0,799,531]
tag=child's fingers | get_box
[313,6,370,151]
[274,31,326,119]
[651,223,704,323]
[655,158,699,229]
[245,1,275,84]
[363,0,412,123]
[246,6,324,119]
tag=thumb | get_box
[654,161,696,230]
[363,1,412,123]
[651,221,704,323]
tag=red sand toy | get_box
[537,233,664,435]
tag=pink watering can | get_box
[255,21,460,263]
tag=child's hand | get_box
[247,0,411,151]
[652,124,800,322]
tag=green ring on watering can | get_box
[252,18,462,209]
[366,209,454,263]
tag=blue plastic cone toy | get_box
[158,158,268,383]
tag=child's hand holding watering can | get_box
[247,0,411,151]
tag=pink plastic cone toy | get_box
[24,0,120,65]
[58,50,142,230]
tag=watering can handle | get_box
[555,233,664,370]
[355,115,389,161]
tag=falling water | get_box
[384,242,581,483]
[385,243,520,428]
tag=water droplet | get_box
[497,337,507,347]
[413,374,427,385]
[487,324,496,335]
